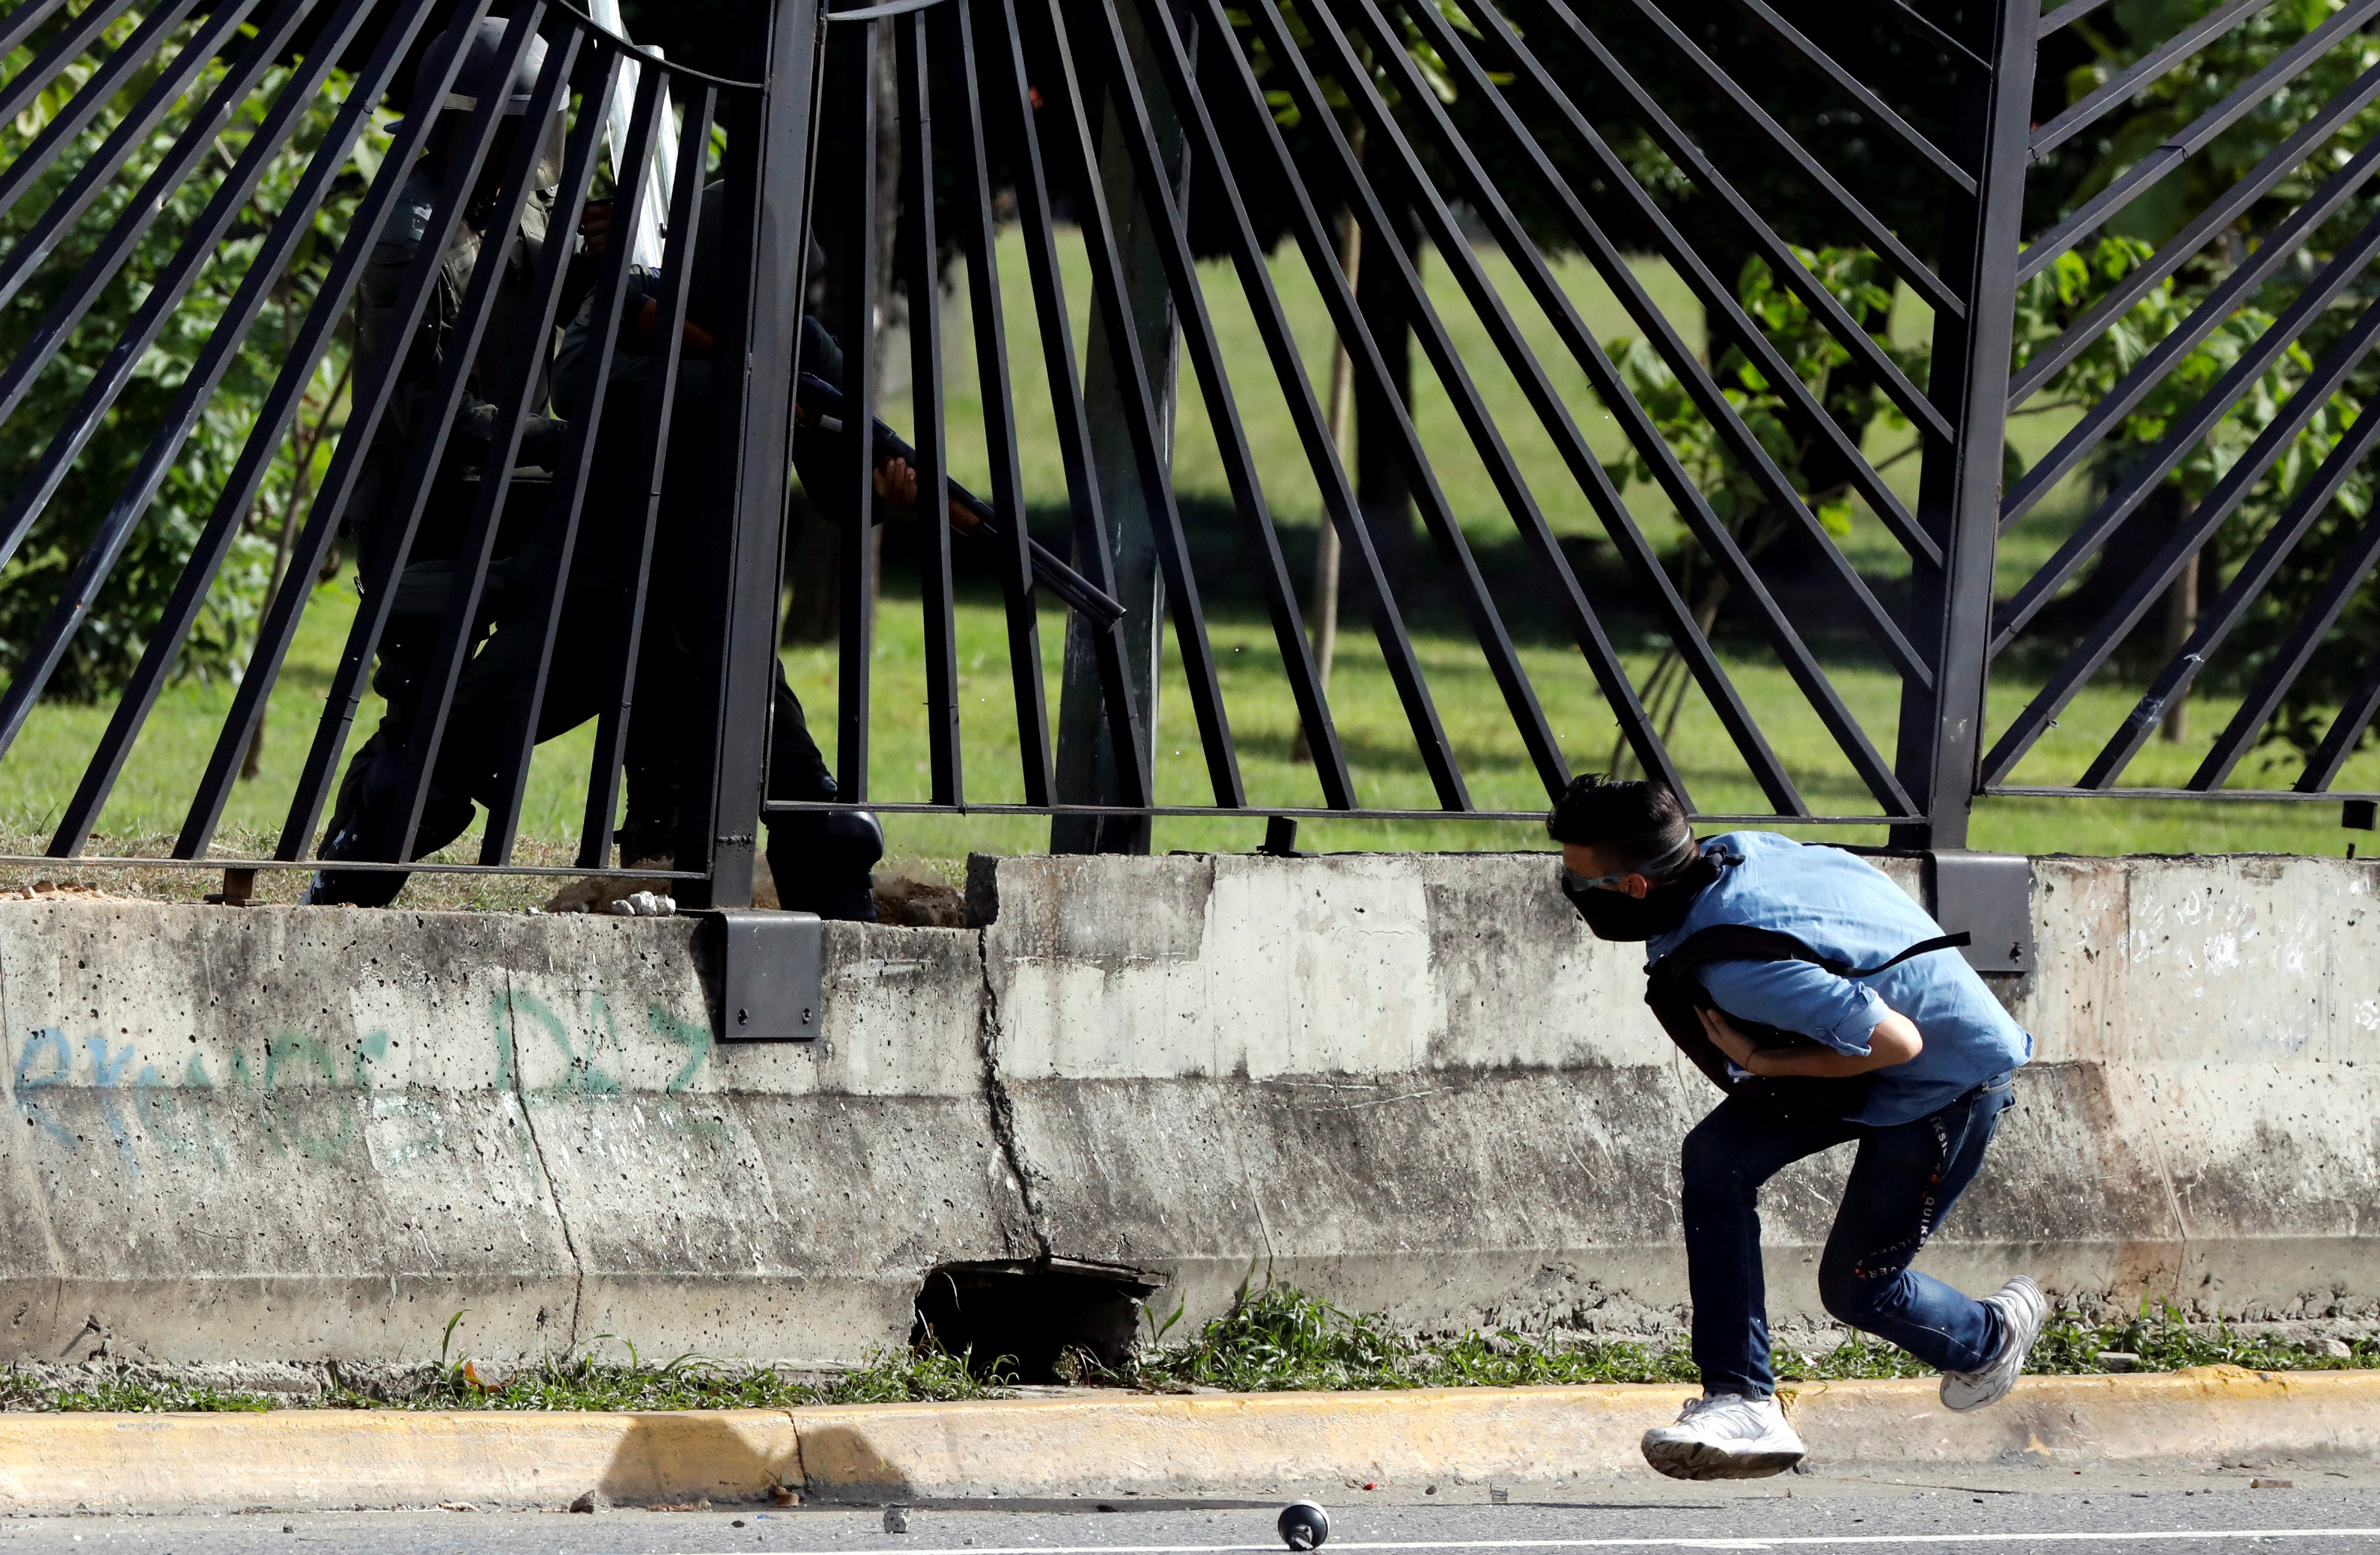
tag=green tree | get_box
[0,11,368,705]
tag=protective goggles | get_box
[1558,832,1698,891]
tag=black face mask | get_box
[1562,850,1720,942]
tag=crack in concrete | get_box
[502,972,585,1347]
[974,928,1052,1260]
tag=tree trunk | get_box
[1348,202,1420,611]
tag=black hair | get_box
[1544,776,1690,870]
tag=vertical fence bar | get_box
[676,0,825,904]
[831,19,880,808]
[1033,0,1242,816]
[1893,0,2037,850]
[900,9,962,806]
[585,80,717,871]
[983,0,1151,812]
[385,29,588,862]
[940,0,1053,806]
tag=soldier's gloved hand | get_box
[515,415,569,469]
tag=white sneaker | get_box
[1640,1393,1807,1481]
[1940,1274,2048,1412]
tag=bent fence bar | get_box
[0,0,2375,904]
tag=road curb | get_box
[0,1367,2370,1514]
[0,1408,798,1514]
[787,1367,2380,1500]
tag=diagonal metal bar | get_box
[0,0,141,147]
[1515,0,1951,444]
[1233,0,1575,801]
[1410,4,1800,808]
[0,0,360,585]
[576,74,713,869]
[0,0,397,758]
[1720,0,1974,193]
[1134,0,1467,809]
[2012,61,2380,402]
[1983,293,2380,783]
[52,0,484,861]
[1079,0,1354,809]
[2030,0,2278,160]
[0,0,279,419]
[1386,0,1924,808]
[1855,0,1991,70]
[2041,0,2120,33]
[0,0,204,226]
[2005,150,2380,526]
[273,8,570,864]
[899,10,962,806]
[0,0,78,61]
[2195,499,2380,791]
[1457,0,1936,571]
[2294,650,2380,792]
[479,47,638,868]
[1613,0,1963,320]
[1392,0,1930,706]
[169,4,542,858]
[938,0,1051,806]
[1028,0,1244,806]
[1377,0,1906,809]
[1994,209,2380,646]
[382,30,591,863]
[2019,0,2380,283]
[1445,0,1950,803]
[983,0,1151,806]
[2080,407,2380,790]
[1320,0,1702,803]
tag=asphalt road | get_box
[2,1462,2378,1555]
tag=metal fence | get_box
[0,0,2375,905]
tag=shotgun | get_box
[795,372,1126,630]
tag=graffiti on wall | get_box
[11,990,717,1179]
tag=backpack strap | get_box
[1840,931,1971,979]
[1651,925,1971,983]
[1642,925,1972,1098]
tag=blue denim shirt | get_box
[1646,831,2032,1126]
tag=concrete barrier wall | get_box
[0,846,2370,1366]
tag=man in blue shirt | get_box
[1549,776,2042,1481]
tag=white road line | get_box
[668,1533,2380,1554]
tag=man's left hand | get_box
[1698,1005,1761,1070]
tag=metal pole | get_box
[679,0,825,906]
[1050,0,1195,856]
[1892,0,2036,851]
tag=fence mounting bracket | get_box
[1925,852,2034,974]
[704,910,824,1041]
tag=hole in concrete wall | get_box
[912,1260,1157,1383]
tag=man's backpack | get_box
[1643,925,1969,1121]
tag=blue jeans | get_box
[1679,1074,2017,1399]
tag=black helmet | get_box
[400,17,550,126]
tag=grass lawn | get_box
[3,236,2369,898]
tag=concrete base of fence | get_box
[0,848,2372,1368]
[0,1367,2372,1514]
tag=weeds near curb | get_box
[0,1289,2369,1412]
[0,1376,276,1414]
[1117,1284,2378,1394]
